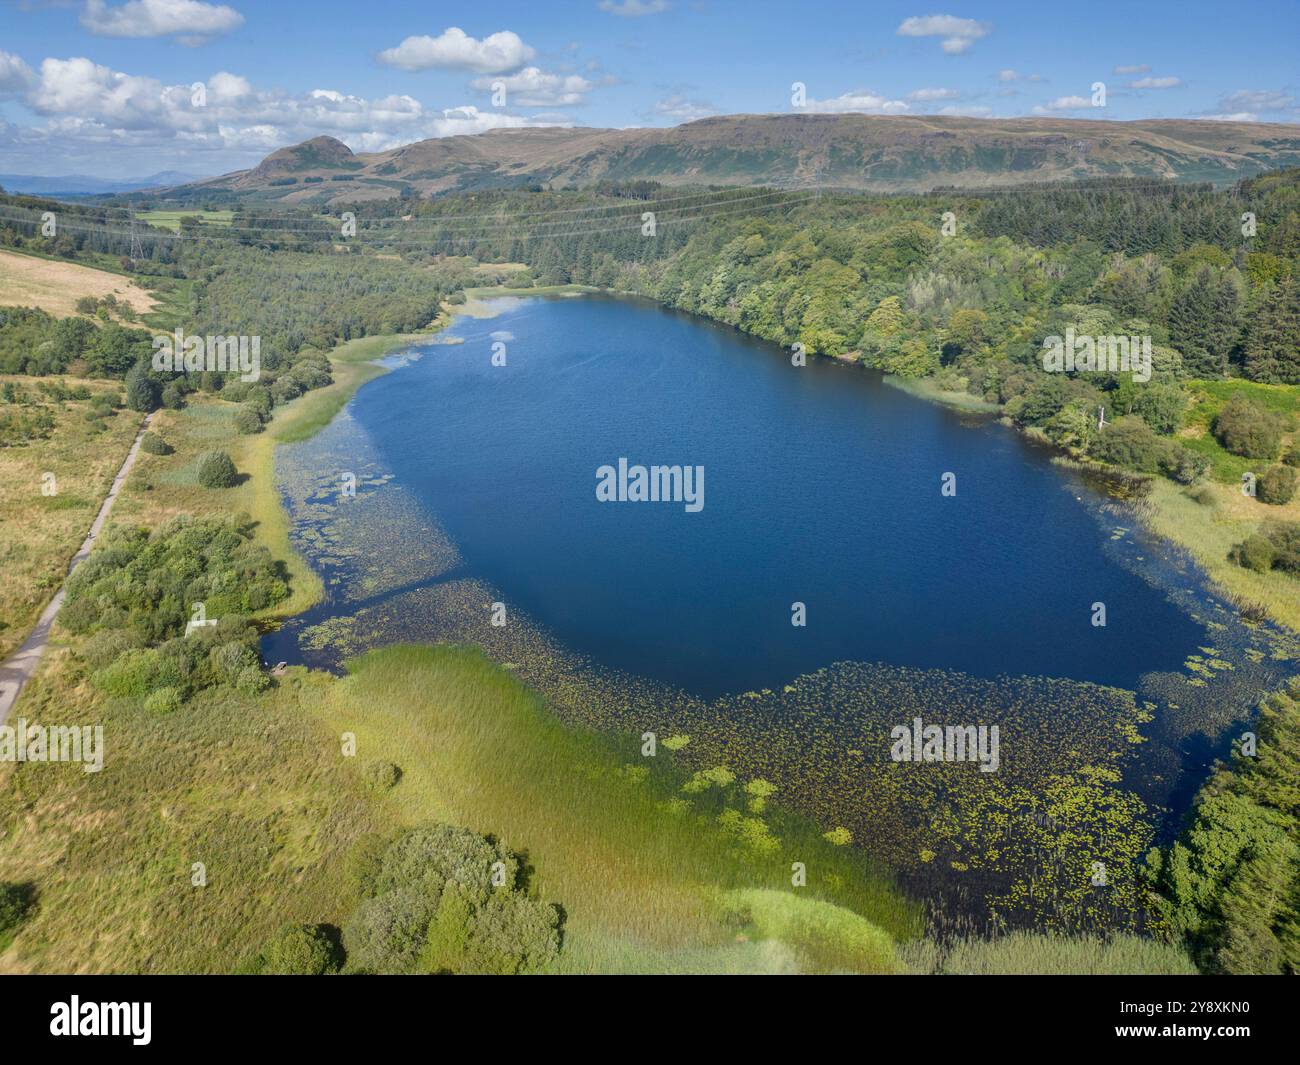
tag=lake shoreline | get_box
[259,283,1300,650]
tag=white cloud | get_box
[81,0,244,44]
[377,27,534,74]
[1203,112,1258,123]
[997,69,1042,83]
[652,93,716,121]
[1129,76,1182,89]
[1213,89,1295,114]
[7,54,566,176]
[599,0,670,15]
[937,104,992,117]
[907,87,960,101]
[471,67,594,107]
[896,15,990,54]
[1113,64,1150,75]
[1036,95,1093,112]
[799,90,909,115]
[0,51,35,93]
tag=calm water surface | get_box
[306,294,1206,698]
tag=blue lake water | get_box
[322,293,1206,699]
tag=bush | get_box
[80,627,144,669]
[1214,395,1283,459]
[64,516,287,641]
[160,383,185,410]
[125,363,158,412]
[93,648,177,698]
[1231,521,1300,577]
[1162,445,1210,485]
[364,760,402,791]
[140,431,173,455]
[196,450,237,488]
[254,924,341,975]
[1090,416,1169,473]
[1232,535,1277,573]
[0,882,35,948]
[1257,465,1298,506]
[342,823,561,975]
[143,686,183,715]
[233,406,264,435]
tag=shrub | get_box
[1161,445,1210,485]
[342,823,561,975]
[1231,535,1277,573]
[143,686,183,715]
[1230,521,1300,577]
[210,641,258,682]
[254,924,341,975]
[64,517,287,640]
[93,648,176,698]
[1257,465,1298,506]
[233,406,263,435]
[196,450,237,488]
[343,888,438,975]
[364,760,402,791]
[160,383,185,410]
[1214,395,1283,459]
[81,628,144,669]
[0,882,35,948]
[233,664,270,695]
[1283,447,1300,469]
[125,364,158,412]
[1090,416,1169,473]
[140,431,173,455]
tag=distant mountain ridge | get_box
[161,114,1300,204]
[0,171,209,196]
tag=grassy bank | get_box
[112,329,433,620]
[317,644,919,973]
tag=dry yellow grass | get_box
[0,250,158,317]
[1142,478,1300,633]
[0,376,141,658]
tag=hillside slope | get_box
[169,114,1300,204]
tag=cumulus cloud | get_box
[0,50,35,93]
[80,0,244,44]
[1036,95,1093,112]
[599,0,670,15]
[471,67,594,107]
[997,69,1042,83]
[1201,89,1298,123]
[1129,76,1182,89]
[906,87,960,101]
[936,104,992,117]
[799,90,908,114]
[6,54,565,175]
[1113,64,1150,75]
[896,14,990,54]
[377,27,534,74]
[1215,89,1295,113]
[651,93,717,122]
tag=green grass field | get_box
[138,210,234,234]
[1180,378,1300,484]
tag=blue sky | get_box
[0,0,1297,177]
